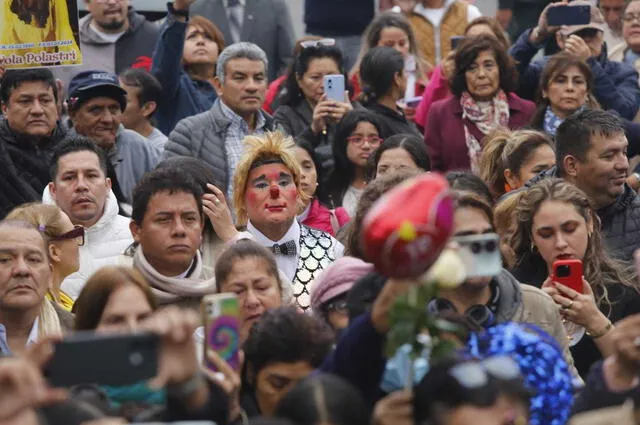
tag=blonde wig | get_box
[233,131,310,226]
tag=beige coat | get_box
[570,400,638,425]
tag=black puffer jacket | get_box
[507,167,640,263]
[0,118,66,219]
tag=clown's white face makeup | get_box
[245,163,299,240]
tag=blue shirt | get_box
[0,318,39,356]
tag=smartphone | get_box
[450,36,465,50]
[323,74,345,103]
[454,233,502,278]
[404,96,423,108]
[44,332,159,387]
[202,293,241,372]
[547,5,591,26]
[552,259,583,293]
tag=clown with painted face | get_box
[233,132,344,310]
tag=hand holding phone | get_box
[551,259,583,293]
[202,294,241,373]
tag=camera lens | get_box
[485,240,497,252]
[471,242,482,254]
[556,265,571,278]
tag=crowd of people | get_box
[5,0,640,424]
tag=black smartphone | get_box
[450,36,465,50]
[547,5,591,26]
[44,332,160,387]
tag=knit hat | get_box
[309,256,374,313]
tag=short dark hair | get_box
[131,168,204,225]
[0,68,58,104]
[118,68,163,119]
[449,35,518,97]
[359,46,405,104]
[50,136,109,180]
[445,171,494,206]
[370,133,431,178]
[243,307,334,386]
[555,109,625,176]
[275,374,371,425]
[214,239,281,292]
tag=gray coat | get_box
[189,0,295,82]
[162,100,278,194]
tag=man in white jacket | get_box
[45,136,133,299]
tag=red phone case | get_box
[552,259,583,293]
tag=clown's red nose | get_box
[270,186,279,198]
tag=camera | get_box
[556,264,571,278]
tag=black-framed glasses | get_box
[325,298,348,313]
[50,225,85,246]
[300,38,336,49]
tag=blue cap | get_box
[67,70,127,111]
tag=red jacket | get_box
[424,93,535,172]
[301,198,350,236]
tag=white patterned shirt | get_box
[220,101,267,202]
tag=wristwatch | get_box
[167,2,189,18]
[166,372,205,400]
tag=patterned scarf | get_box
[460,90,510,174]
[543,105,586,137]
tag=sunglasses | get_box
[300,38,336,49]
[449,356,522,390]
[50,225,85,246]
[325,298,348,313]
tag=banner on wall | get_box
[0,0,82,68]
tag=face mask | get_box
[380,344,429,393]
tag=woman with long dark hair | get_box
[324,110,383,216]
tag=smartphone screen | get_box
[202,294,241,372]
[450,36,465,50]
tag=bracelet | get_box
[166,371,205,400]
[586,320,613,339]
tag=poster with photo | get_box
[0,0,82,68]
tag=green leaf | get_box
[430,339,458,361]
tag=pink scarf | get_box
[460,90,510,173]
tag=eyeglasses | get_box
[346,135,383,146]
[300,38,336,49]
[623,12,640,22]
[50,225,85,246]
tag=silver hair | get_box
[216,42,269,83]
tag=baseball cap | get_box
[557,1,607,36]
[67,70,127,111]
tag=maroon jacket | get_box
[424,93,535,172]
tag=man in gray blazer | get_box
[190,0,295,82]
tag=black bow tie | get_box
[271,240,297,256]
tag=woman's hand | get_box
[530,1,568,44]
[373,390,414,425]
[144,307,201,388]
[202,184,238,243]
[202,350,243,422]
[311,92,353,134]
[542,277,609,333]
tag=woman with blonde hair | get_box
[479,128,556,198]
[509,178,640,377]
[7,202,82,311]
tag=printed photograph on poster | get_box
[0,0,82,68]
